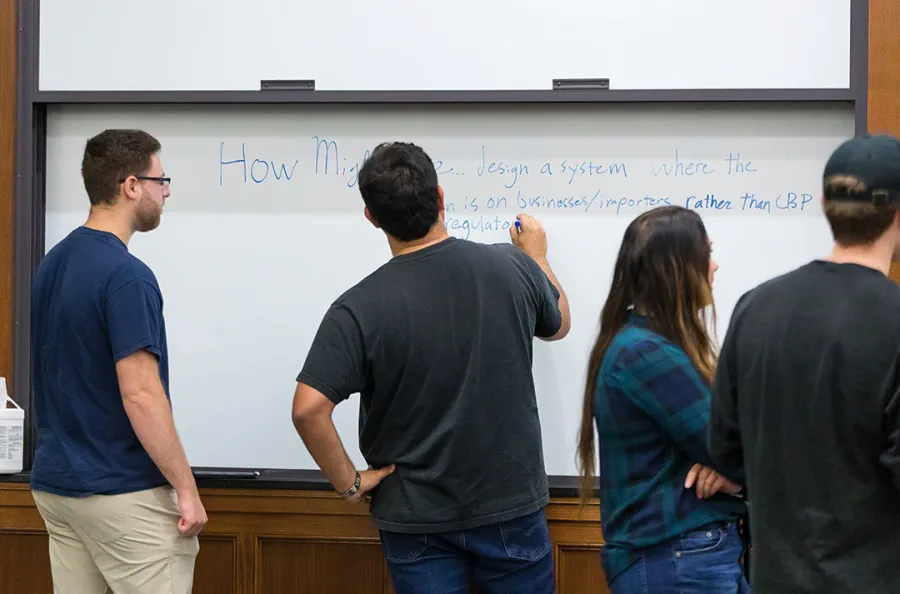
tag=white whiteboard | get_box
[38,0,851,92]
[44,103,853,476]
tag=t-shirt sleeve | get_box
[105,272,165,362]
[514,249,562,338]
[296,304,366,405]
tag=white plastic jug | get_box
[0,377,24,474]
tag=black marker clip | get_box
[552,78,610,90]
[260,79,316,91]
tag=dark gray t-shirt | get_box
[297,236,562,532]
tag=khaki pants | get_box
[32,485,199,593]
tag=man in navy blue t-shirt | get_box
[30,129,206,593]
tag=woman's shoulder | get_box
[603,323,691,379]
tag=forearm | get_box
[533,256,571,331]
[294,414,357,493]
[123,392,197,494]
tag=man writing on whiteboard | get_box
[291,141,571,593]
[709,135,900,592]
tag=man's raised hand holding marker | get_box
[510,214,571,342]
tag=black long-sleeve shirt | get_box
[710,260,900,594]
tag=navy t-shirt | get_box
[30,226,169,496]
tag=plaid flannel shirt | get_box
[593,313,746,582]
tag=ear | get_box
[437,185,445,211]
[121,175,141,203]
[364,206,380,229]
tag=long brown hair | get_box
[576,206,718,507]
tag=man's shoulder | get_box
[729,263,813,315]
[434,237,522,264]
[733,260,900,317]
[742,264,804,294]
[120,254,158,283]
[336,240,518,300]
[478,240,529,263]
[36,229,159,296]
[104,253,161,296]
[416,237,521,268]
[329,261,393,309]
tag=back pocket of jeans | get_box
[499,510,551,562]
[380,532,429,563]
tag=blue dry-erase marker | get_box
[514,220,521,232]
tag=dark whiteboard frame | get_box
[10,0,870,493]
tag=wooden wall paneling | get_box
[256,538,390,594]
[194,534,240,594]
[867,0,900,284]
[0,532,53,592]
[548,502,610,594]
[0,483,606,594]
[867,0,900,136]
[889,261,900,283]
[198,488,394,594]
[0,484,53,594]
[240,532,256,594]
[557,548,608,593]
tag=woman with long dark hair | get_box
[577,206,749,593]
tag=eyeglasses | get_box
[118,175,171,187]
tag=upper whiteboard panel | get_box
[38,0,852,92]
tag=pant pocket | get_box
[498,509,552,562]
[78,494,131,545]
[672,527,747,592]
[674,525,727,557]
[380,531,429,563]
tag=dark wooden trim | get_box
[0,0,16,396]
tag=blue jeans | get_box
[379,508,555,594]
[608,521,751,594]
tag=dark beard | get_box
[134,199,161,232]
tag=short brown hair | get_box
[823,175,898,245]
[81,129,161,206]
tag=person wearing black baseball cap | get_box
[708,134,900,593]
